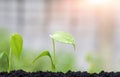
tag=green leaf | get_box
[32,50,55,70]
[50,31,76,50]
[10,33,23,58]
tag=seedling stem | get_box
[52,38,56,71]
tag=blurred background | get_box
[0,0,120,73]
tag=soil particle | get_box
[0,70,120,77]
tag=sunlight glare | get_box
[86,0,111,5]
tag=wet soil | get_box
[0,70,120,77]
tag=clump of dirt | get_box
[0,70,120,77]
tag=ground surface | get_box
[0,70,120,77]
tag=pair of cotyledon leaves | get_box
[0,31,76,70]
[32,31,76,70]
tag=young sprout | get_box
[8,33,23,72]
[32,31,76,72]
[0,33,23,73]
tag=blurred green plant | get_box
[0,28,10,72]
[56,51,75,73]
[0,28,10,53]
[8,33,23,72]
[0,33,23,72]
[86,52,104,73]
[32,31,76,72]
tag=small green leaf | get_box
[32,50,55,70]
[10,33,23,58]
[50,31,76,50]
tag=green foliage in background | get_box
[0,28,10,72]
[86,52,104,73]
[56,51,75,72]
[0,28,10,52]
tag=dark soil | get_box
[0,70,120,77]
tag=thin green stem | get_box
[8,50,11,73]
[52,38,56,71]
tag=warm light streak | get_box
[86,0,112,5]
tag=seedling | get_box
[32,31,76,71]
[0,33,23,72]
